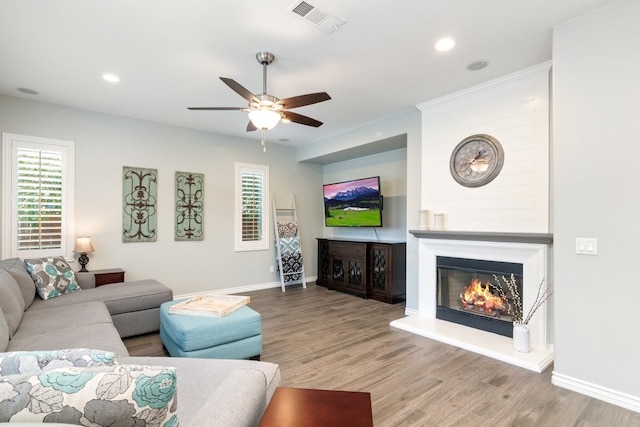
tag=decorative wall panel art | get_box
[123,166,157,243]
[175,171,204,241]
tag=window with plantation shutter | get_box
[2,133,75,259]
[241,172,263,241]
[16,149,63,250]
[235,163,269,251]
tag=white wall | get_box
[0,95,324,296]
[552,0,640,410]
[418,64,550,233]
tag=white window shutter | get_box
[235,163,269,252]
[2,133,75,259]
[16,148,64,251]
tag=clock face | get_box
[449,134,504,187]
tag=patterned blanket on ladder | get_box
[277,221,303,282]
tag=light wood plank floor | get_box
[124,283,640,426]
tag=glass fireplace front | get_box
[436,256,523,337]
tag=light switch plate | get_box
[576,238,597,255]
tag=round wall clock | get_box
[449,134,504,187]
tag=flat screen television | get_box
[323,176,383,227]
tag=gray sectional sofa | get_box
[0,257,172,356]
[0,257,281,426]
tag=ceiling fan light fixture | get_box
[256,93,278,107]
[188,51,330,150]
[248,109,282,130]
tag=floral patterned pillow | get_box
[24,256,81,300]
[0,364,178,426]
[0,348,116,377]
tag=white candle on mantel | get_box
[419,210,431,230]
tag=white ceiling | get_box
[0,0,618,148]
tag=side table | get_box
[258,387,373,427]
[91,268,125,286]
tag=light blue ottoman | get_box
[160,299,262,360]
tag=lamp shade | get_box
[73,236,94,253]
[248,109,281,130]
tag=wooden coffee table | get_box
[258,387,373,427]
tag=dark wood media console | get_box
[316,238,406,303]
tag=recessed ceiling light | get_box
[17,88,38,95]
[102,74,120,83]
[435,38,455,52]
[467,61,489,71]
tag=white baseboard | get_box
[552,371,640,413]
[404,307,418,316]
[174,275,317,300]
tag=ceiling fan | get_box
[188,51,331,151]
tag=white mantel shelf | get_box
[409,230,553,245]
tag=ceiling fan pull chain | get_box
[261,129,267,152]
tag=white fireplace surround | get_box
[391,232,554,372]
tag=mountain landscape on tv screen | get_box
[324,180,382,227]
[329,186,379,202]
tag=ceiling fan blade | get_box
[279,92,331,109]
[282,111,323,127]
[246,121,257,132]
[220,77,259,103]
[187,107,245,110]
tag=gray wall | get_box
[323,148,407,243]
[302,110,422,311]
[0,95,324,296]
[553,0,640,400]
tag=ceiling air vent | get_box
[288,1,346,34]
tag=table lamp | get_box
[73,236,95,272]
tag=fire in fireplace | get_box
[460,278,507,317]
[436,256,523,337]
